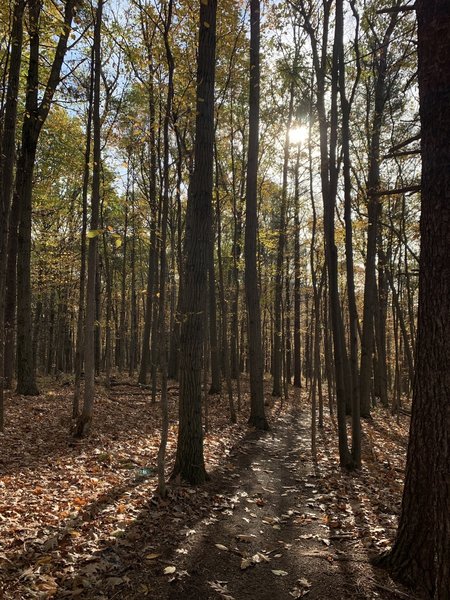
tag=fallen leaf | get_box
[164,566,176,575]
[208,580,235,600]
[215,544,229,552]
[240,557,254,570]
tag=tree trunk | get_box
[359,10,398,418]
[156,1,174,497]
[273,79,294,397]
[293,145,302,388]
[137,12,157,385]
[244,0,268,430]
[172,0,217,484]
[208,227,221,394]
[73,47,94,417]
[378,3,450,597]
[216,155,236,424]
[0,0,25,427]
[75,0,103,438]
[16,0,77,395]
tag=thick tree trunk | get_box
[15,135,40,395]
[4,192,19,388]
[172,0,217,484]
[379,3,450,597]
[15,0,77,396]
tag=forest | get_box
[0,0,448,598]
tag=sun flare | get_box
[289,125,308,145]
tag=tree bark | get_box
[359,10,398,418]
[378,2,450,597]
[244,0,268,430]
[293,145,302,388]
[15,0,77,396]
[75,0,103,438]
[73,47,94,418]
[272,79,294,397]
[0,0,25,427]
[172,0,217,484]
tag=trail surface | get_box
[1,385,414,600]
[143,407,412,600]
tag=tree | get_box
[157,0,174,497]
[376,2,450,598]
[359,6,400,418]
[244,0,268,430]
[0,0,25,428]
[172,0,217,484]
[13,0,77,396]
[75,0,103,437]
[73,46,94,418]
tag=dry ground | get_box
[0,377,417,599]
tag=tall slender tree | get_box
[359,6,400,418]
[172,0,217,484]
[245,0,268,430]
[0,0,25,428]
[73,46,94,418]
[75,0,103,437]
[157,0,174,498]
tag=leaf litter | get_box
[0,379,413,599]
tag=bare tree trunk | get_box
[273,79,294,397]
[156,0,174,498]
[138,16,157,385]
[340,0,361,465]
[118,168,129,373]
[215,157,236,423]
[245,0,268,430]
[293,145,302,388]
[208,226,221,394]
[379,4,450,596]
[0,0,25,428]
[75,0,103,438]
[73,48,94,417]
[359,10,399,418]
[172,0,217,484]
[15,0,77,396]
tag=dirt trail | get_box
[145,407,408,600]
[0,384,415,600]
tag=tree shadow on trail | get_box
[2,390,414,600]
[58,408,373,600]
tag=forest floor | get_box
[0,377,418,600]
